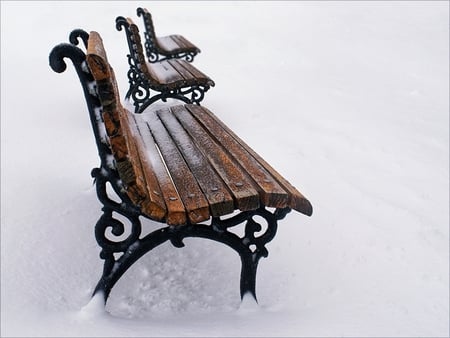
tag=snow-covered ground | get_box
[1,1,449,337]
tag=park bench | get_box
[136,7,201,63]
[49,30,312,305]
[115,16,214,114]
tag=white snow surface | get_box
[1,1,449,337]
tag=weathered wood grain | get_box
[186,104,313,216]
[171,105,260,211]
[157,108,235,217]
[142,111,210,224]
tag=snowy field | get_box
[1,1,449,337]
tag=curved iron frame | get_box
[136,7,199,63]
[49,35,290,306]
[116,17,211,114]
[92,170,291,302]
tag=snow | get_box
[1,1,449,337]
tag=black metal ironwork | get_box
[93,205,291,303]
[116,16,211,114]
[136,7,199,63]
[69,29,89,49]
[49,33,289,306]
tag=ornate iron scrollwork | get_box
[92,203,291,303]
[69,29,89,49]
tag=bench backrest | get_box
[86,32,126,162]
[85,31,151,204]
[115,16,159,86]
[136,7,158,52]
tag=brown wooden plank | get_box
[171,105,260,212]
[157,108,235,217]
[87,32,158,217]
[172,59,212,84]
[142,110,210,223]
[126,18,154,81]
[186,104,313,216]
[86,31,110,80]
[185,104,291,210]
[169,35,189,49]
[166,59,193,83]
[128,113,188,225]
[120,111,167,221]
[156,35,182,53]
[165,59,213,87]
[170,35,198,50]
[146,61,184,87]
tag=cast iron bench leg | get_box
[91,167,291,304]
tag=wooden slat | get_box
[186,105,291,210]
[120,111,167,221]
[87,32,158,217]
[128,114,188,225]
[86,31,110,80]
[166,59,193,83]
[186,105,313,216]
[170,35,198,51]
[169,35,189,49]
[157,36,182,53]
[145,61,184,87]
[165,59,212,87]
[173,59,212,84]
[126,18,154,83]
[141,110,210,223]
[171,105,260,211]
[157,108,235,217]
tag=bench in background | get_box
[115,17,214,114]
[137,7,201,63]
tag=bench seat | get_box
[156,34,199,55]
[118,104,312,226]
[146,58,213,92]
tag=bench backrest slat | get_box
[85,31,167,218]
[127,113,187,225]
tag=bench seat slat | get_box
[127,114,187,225]
[145,61,185,88]
[157,109,235,217]
[165,59,194,84]
[166,59,213,87]
[171,105,261,212]
[186,105,313,216]
[170,35,198,51]
[156,35,194,54]
[156,35,182,53]
[141,111,210,224]
[172,59,212,85]
[120,111,167,221]
[145,59,212,91]
[186,105,292,210]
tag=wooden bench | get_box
[114,17,214,114]
[49,30,312,305]
[136,7,201,63]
